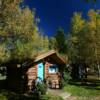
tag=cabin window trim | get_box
[48,64,58,73]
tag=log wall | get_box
[26,61,61,90]
[44,61,61,88]
[26,65,37,90]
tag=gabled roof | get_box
[34,50,66,65]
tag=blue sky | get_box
[23,0,100,36]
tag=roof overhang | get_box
[34,50,66,65]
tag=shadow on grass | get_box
[0,90,40,100]
[69,78,100,91]
[0,80,40,100]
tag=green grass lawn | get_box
[64,84,100,96]
[63,78,100,100]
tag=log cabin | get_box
[26,50,66,90]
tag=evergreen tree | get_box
[43,36,49,51]
[54,28,67,54]
[49,37,57,50]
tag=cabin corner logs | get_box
[7,50,66,92]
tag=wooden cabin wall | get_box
[44,62,49,78]
[26,60,63,89]
[26,65,37,90]
[44,61,61,80]
[44,61,62,88]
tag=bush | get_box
[36,82,47,95]
[61,71,71,87]
[31,78,47,96]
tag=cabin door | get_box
[37,62,44,80]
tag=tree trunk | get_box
[97,64,100,79]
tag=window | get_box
[49,65,58,73]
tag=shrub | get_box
[36,82,47,95]
[31,78,47,96]
[61,71,71,87]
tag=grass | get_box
[0,90,8,100]
[63,77,100,100]
[0,94,7,100]
[0,90,63,100]
[41,94,63,100]
[64,84,100,96]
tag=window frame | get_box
[48,64,58,74]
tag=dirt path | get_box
[47,89,71,100]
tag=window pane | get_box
[49,65,58,73]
